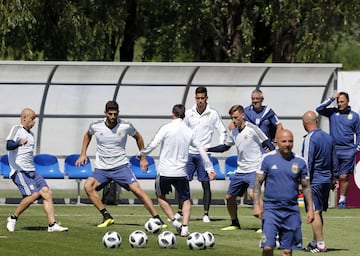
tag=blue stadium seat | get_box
[33,154,64,179]
[225,155,237,179]
[129,155,157,179]
[0,154,11,178]
[64,154,93,204]
[64,154,92,179]
[210,156,225,180]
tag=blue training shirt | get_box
[258,151,309,211]
[316,97,360,152]
[244,105,280,141]
[302,128,339,184]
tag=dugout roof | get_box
[0,61,342,157]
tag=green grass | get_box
[0,202,359,256]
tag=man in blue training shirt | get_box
[229,89,283,143]
[302,111,339,253]
[316,91,360,208]
[253,129,314,256]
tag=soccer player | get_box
[137,104,215,237]
[75,100,165,227]
[207,104,274,230]
[253,129,314,256]
[5,108,68,232]
[176,86,227,223]
[302,111,339,253]
[316,91,360,208]
[229,89,283,143]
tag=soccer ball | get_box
[129,230,148,248]
[202,231,215,248]
[157,231,176,248]
[102,231,122,248]
[144,217,162,234]
[186,232,206,250]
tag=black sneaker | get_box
[304,242,317,252]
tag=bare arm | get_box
[302,178,314,224]
[253,173,265,219]
[133,131,148,171]
[76,131,92,167]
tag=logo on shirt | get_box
[244,135,248,140]
[292,163,298,174]
[117,131,122,137]
[29,184,35,190]
[348,113,353,120]
[271,165,278,170]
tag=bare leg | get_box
[339,173,349,198]
[39,186,56,224]
[13,192,40,217]
[84,177,105,211]
[130,182,158,216]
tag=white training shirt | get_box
[88,118,137,169]
[184,104,227,154]
[225,122,268,173]
[6,125,36,176]
[139,118,213,177]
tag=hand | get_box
[253,204,263,219]
[333,92,339,99]
[306,210,314,224]
[20,138,28,146]
[208,171,217,180]
[75,155,87,167]
[140,157,149,172]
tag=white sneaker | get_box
[202,215,211,223]
[48,222,68,232]
[174,213,182,220]
[180,225,190,237]
[172,219,182,234]
[7,216,16,232]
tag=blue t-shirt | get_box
[258,151,309,211]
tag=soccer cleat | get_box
[221,225,241,231]
[304,242,317,252]
[48,223,68,232]
[97,218,115,228]
[309,246,328,253]
[202,215,211,223]
[172,220,182,234]
[180,226,190,237]
[338,201,346,209]
[174,213,182,220]
[6,216,16,232]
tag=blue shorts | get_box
[306,183,330,212]
[91,164,138,191]
[336,149,355,175]
[260,208,302,250]
[155,175,190,202]
[227,172,255,197]
[186,153,210,182]
[12,171,48,197]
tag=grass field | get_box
[0,198,359,256]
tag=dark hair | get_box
[338,91,349,101]
[105,100,119,112]
[195,86,207,95]
[172,104,185,119]
[228,104,244,115]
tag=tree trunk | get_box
[120,0,137,62]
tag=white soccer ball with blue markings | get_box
[202,231,215,248]
[144,217,162,234]
[186,232,206,250]
[157,231,176,248]
[102,231,122,248]
[129,230,148,248]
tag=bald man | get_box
[253,129,314,256]
[302,111,338,253]
[6,108,68,232]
